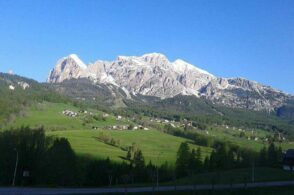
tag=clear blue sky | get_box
[0,0,293,93]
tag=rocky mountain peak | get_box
[47,53,291,111]
[67,54,87,69]
[141,53,169,66]
[47,54,87,83]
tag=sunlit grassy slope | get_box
[8,102,123,131]
[8,101,294,165]
[8,102,212,165]
[47,129,212,165]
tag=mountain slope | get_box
[48,53,292,111]
[48,53,216,98]
[50,78,128,109]
[0,72,69,127]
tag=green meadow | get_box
[6,102,212,165]
[7,101,294,166]
[8,102,125,131]
[47,129,212,165]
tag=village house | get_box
[122,125,129,130]
[108,125,130,130]
[9,85,15,90]
[283,149,294,171]
[103,113,109,117]
[62,110,78,117]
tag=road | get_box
[1,180,294,195]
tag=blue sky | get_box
[0,0,293,93]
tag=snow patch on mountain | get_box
[172,59,215,77]
[68,54,87,69]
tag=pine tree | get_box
[133,149,145,168]
[209,150,217,170]
[132,149,146,182]
[277,146,283,165]
[227,148,235,169]
[189,148,196,170]
[217,143,229,169]
[195,147,203,172]
[203,156,210,171]
[268,143,278,167]
[176,142,190,176]
[258,146,267,166]
[196,147,202,161]
[126,147,132,161]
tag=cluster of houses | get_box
[107,124,149,131]
[8,81,30,91]
[133,125,149,131]
[150,118,192,128]
[234,126,287,143]
[78,110,94,115]
[116,115,123,120]
[108,125,129,130]
[62,110,78,117]
[247,136,259,141]
[17,81,30,90]
[62,109,96,118]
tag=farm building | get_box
[283,149,294,171]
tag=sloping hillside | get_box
[0,73,69,127]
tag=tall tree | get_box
[268,143,278,167]
[43,138,77,186]
[133,149,145,169]
[176,142,190,176]
[132,149,146,182]
[194,147,203,172]
[126,147,132,162]
[258,146,267,166]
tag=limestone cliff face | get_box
[48,53,291,111]
[47,54,87,83]
[200,78,288,111]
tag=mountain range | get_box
[1,53,294,137]
[48,53,292,111]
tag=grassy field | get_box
[7,101,213,165]
[7,102,126,131]
[192,125,294,152]
[47,129,213,165]
[7,101,294,166]
[8,102,84,130]
[194,126,271,151]
[170,167,294,185]
[147,119,293,152]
